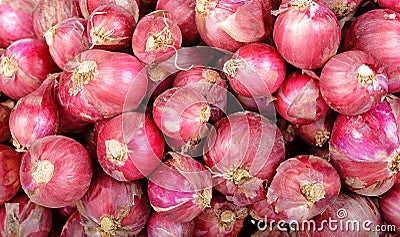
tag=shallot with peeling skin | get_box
[0,144,21,205]
[77,170,151,236]
[60,211,85,237]
[147,212,195,237]
[148,152,213,223]
[380,181,400,233]
[266,155,341,222]
[79,0,140,21]
[203,111,285,206]
[329,96,400,196]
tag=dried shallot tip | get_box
[0,193,52,237]
[20,135,93,208]
[88,4,136,51]
[275,71,330,125]
[193,194,248,236]
[148,152,213,223]
[380,181,400,234]
[375,0,400,12]
[61,211,85,237]
[203,111,285,206]
[0,38,59,100]
[132,11,182,64]
[77,170,150,236]
[0,144,21,205]
[329,96,400,196]
[195,0,273,52]
[0,0,36,48]
[33,0,81,40]
[44,18,90,69]
[9,78,59,150]
[147,212,195,237]
[273,0,340,69]
[320,50,388,116]
[344,9,400,93]
[58,49,148,122]
[266,155,341,222]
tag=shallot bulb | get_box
[0,100,14,142]
[79,0,140,21]
[0,38,59,100]
[273,0,341,69]
[375,0,400,12]
[380,181,400,233]
[195,0,273,52]
[58,49,148,122]
[329,96,400,196]
[320,50,388,115]
[203,111,285,206]
[87,4,136,50]
[148,152,213,223]
[147,212,195,237]
[20,135,93,208]
[266,155,341,222]
[60,211,85,237]
[9,77,59,150]
[0,193,52,237]
[76,170,151,236]
[0,144,21,205]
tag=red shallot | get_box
[0,100,14,142]
[79,0,140,21]
[60,211,86,237]
[147,212,195,237]
[0,144,21,205]
[380,181,400,233]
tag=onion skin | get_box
[273,0,341,69]
[344,9,400,93]
[148,152,213,223]
[0,38,59,100]
[0,145,21,205]
[195,0,273,52]
[60,211,86,237]
[87,4,136,51]
[9,77,59,150]
[20,135,93,208]
[329,96,400,196]
[203,111,285,206]
[147,212,195,237]
[275,71,330,125]
[380,181,400,233]
[224,43,286,97]
[375,0,400,12]
[96,112,164,181]
[266,155,341,222]
[79,0,140,22]
[320,50,388,115]
[44,18,90,69]
[0,193,52,237]
[0,0,37,48]
[58,49,148,122]
[76,170,151,236]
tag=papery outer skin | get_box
[58,49,148,122]
[266,155,341,222]
[329,96,400,196]
[0,38,59,100]
[275,71,330,125]
[147,212,195,237]
[87,4,136,50]
[152,87,210,143]
[195,0,273,52]
[0,0,37,48]
[148,152,213,223]
[33,0,81,41]
[156,0,201,45]
[273,0,341,69]
[131,12,182,64]
[380,181,400,233]
[60,211,86,237]
[296,192,382,237]
[96,112,164,181]
[320,50,388,116]
[193,194,247,237]
[375,0,400,12]
[0,193,52,237]
[0,144,21,205]
[47,18,90,69]
[203,111,285,206]
[20,135,93,208]
[79,0,140,21]
[344,9,400,93]
[9,78,59,149]
[226,43,286,97]
[76,170,150,236]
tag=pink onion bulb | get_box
[375,0,400,13]
[380,181,400,233]
[329,96,400,196]
[20,135,93,208]
[203,111,285,206]
[320,50,388,115]
[273,0,341,69]
[79,0,140,21]
[266,155,341,222]
[0,144,21,205]
[147,212,195,237]
[60,211,85,237]
[148,152,213,223]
